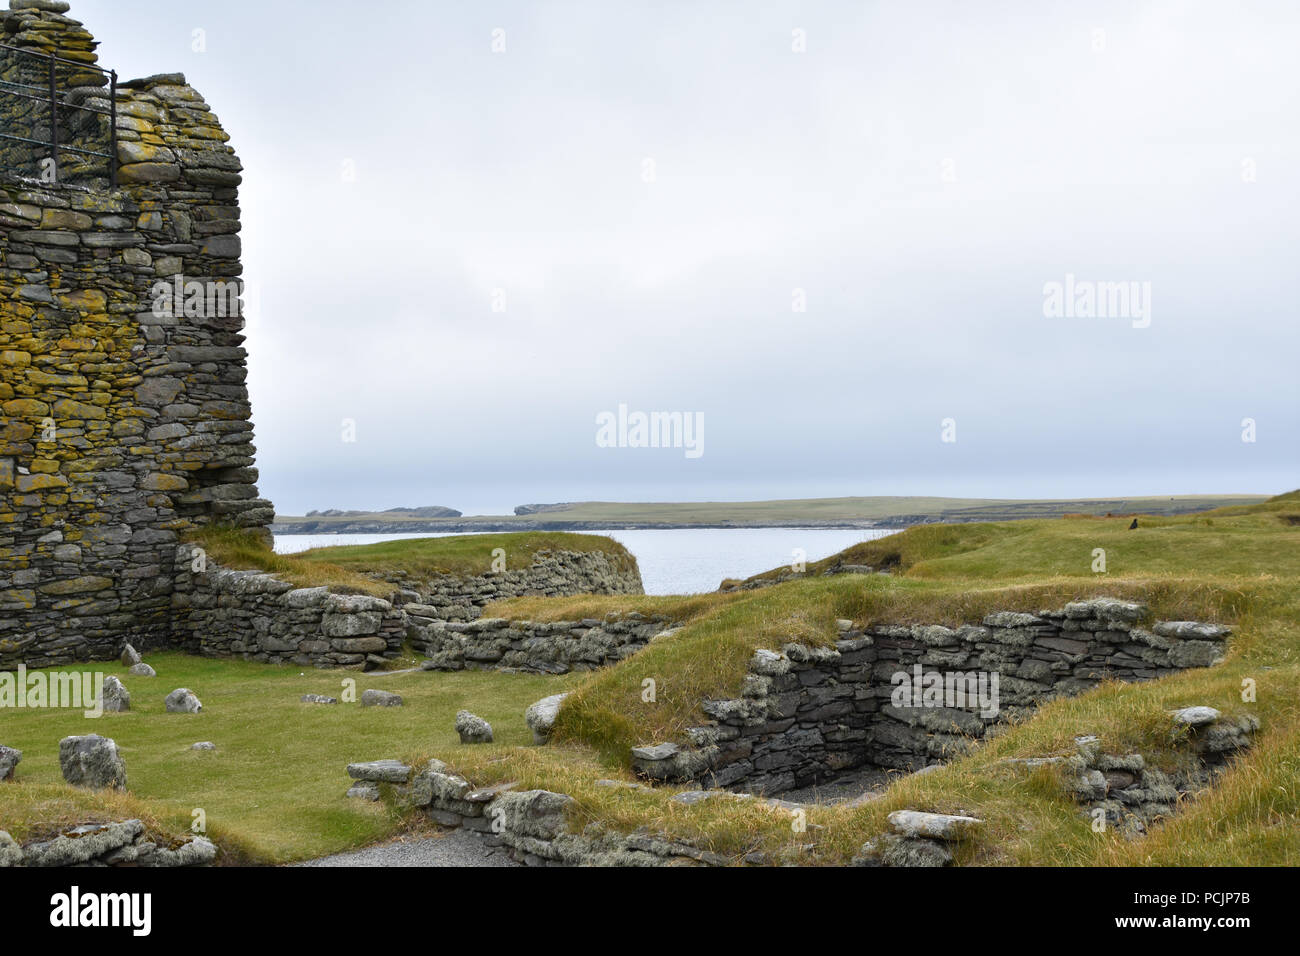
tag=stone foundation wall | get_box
[387,549,642,622]
[346,759,729,868]
[170,546,404,670]
[0,819,216,868]
[412,612,672,675]
[631,599,1232,795]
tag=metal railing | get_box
[0,41,117,187]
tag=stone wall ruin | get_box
[1,0,271,667]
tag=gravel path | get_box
[296,830,519,868]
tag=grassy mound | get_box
[190,528,639,599]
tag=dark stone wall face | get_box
[632,600,1232,796]
[0,1,272,668]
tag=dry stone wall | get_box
[631,599,1233,795]
[170,547,406,670]
[413,612,672,675]
[386,549,642,622]
[167,544,642,672]
[0,0,271,668]
[347,758,731,867]
[0,819,216,868]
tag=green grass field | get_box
[3,492,1297,865]
[0,655,580,863]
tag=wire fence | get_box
[0,41,117,187]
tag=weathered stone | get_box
[165,688,202,713]
[0,831,21,867]
[23,820,144,867]
[0,746,21,782]
[346,782,380,801]
[360,689,403,708]
[322,612,382,637]
[59,734,127,790]
[1170,705,1221,728]
[101,676,130,712]
[887,810,983,841]
[346,759,411,783]
[456,710,494,744]
[525,693,568,744]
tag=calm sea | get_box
[274,528,897,596]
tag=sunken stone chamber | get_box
[631,599,1231,795]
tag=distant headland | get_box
[271,494,1269,535]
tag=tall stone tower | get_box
[0,0,273,666]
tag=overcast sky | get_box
[76,0,1299,515]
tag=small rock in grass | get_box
[128,662,156,678]
[346,760,412,783]
[524,693,568,745]
[301,694,338,705]
[190,742,217,752]
[346,782,380,801]
[0,746,21,782]
[455,710,493,744]
[120,643,141,667]
[887,810,983,841]
[165,688,202,714]
[360,689,402,708]
[1170,705,1221,728]
[671,790,724,806]
[0,830,21,867]
[101,676,130,713]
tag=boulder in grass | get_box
[887,810,983,841]
[346,782,380,801]
[455,710,493,744]
[59,735,127,790]
[0,831,21,867]
[120,644,142,667]
[165,688,202,714]
[0,746,21,782]
[524,693,568,745]
[128,662,156,678]
[346,759,411,783]
[101,676,130,713]
[360,689,402,708]
[1170,706,1221,728]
